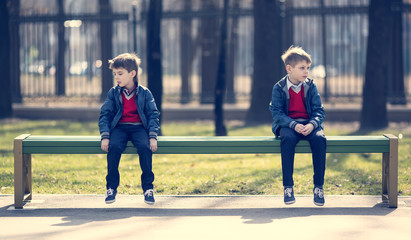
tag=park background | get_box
[1,0,411,196]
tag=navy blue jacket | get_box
[269,76,325,138]
[98,84,160,140]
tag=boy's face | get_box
[112,67,136,90]
[286,60,310,84]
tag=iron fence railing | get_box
[10,0,411,104]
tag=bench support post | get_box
[14,134,32,209]
[383,134,398,208]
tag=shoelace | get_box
[284,188,293,197]
[145,189,154,197]
[314,188,324,198]
[106,188,114,196]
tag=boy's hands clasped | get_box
[101,138,158,152]
[294,123,314,136]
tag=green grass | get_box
[0,119,410,196]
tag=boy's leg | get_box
[279,127,300,187]
[106,126,128,190]
[129,125,154,192]
[307,128,327,187]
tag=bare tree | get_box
[214,0,229,136]
[388,0,405,105]
[99,0,113,101]
[246,0,282,124]
[147,0,163,128]
[56,0,66,96]
[0,0,12,118]
[9,0,21,103]
[360,0,391,130]
[180,0,192,104]
[200,0,220,104]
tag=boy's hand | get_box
[301,123,314,136]
[294,124,305,134]
[101,139,110,152]
[150,138,158,152]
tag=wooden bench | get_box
[14,134,398,209]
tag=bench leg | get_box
[24,153,32,200]
[14,134,31,209]
[382,152,388,202]
[384,134,398,208]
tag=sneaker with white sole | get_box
[105,188,117,204]
[313,186,325,206]
[284,187,296,205]
[144,189,155,205]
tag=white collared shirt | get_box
[286,76,303,94]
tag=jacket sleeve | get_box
[143,89,160,139]
[269,84,296,129]
[98,88,116,140]
[308,83,325,129]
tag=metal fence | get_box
[11,0,411,104]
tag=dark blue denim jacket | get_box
[98,84,160,140]
[269,76,325,138]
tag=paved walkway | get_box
[1,195,411,240]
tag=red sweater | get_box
[119,93,142,123]
[288,86,309,119]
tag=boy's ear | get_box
[286,64,292,73]
[130,70,137,78]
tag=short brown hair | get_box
[281,46,312,67]
[109,53,141,83]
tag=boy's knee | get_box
[310,130,326,145]
[109,143,126,153]
[136,143,151,153]
[280,134,299,145]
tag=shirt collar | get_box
[286,76,303,90]
[123,84,137,96]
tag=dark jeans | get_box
[106,124,154,192]
[279,126,326,187]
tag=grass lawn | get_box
[0,119,410,196]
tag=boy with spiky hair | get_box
[269,46,326,206]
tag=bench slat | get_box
[21,135,390,154]
[22,144,389,154]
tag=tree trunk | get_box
[388,0,405,105]
[147,0,163,129]
[9,0,21,103]
[0,0,12,118]
[56,0,66,96]
[360,0,390,130]
[214,0,229,136]
[246,0,282,124]
[99,0,113,102]
[200,0,220,104]
[180,0,192,104]
[281,0,293,77]
[225,0,239,104]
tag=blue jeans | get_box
[106,124,154,192]
[279,126,326,187]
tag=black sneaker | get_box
[144,189,155,205]
[284,187,296,205]
[105,188,117,204]
[313,186,325,206]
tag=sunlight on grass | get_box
[0,119,410,196]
